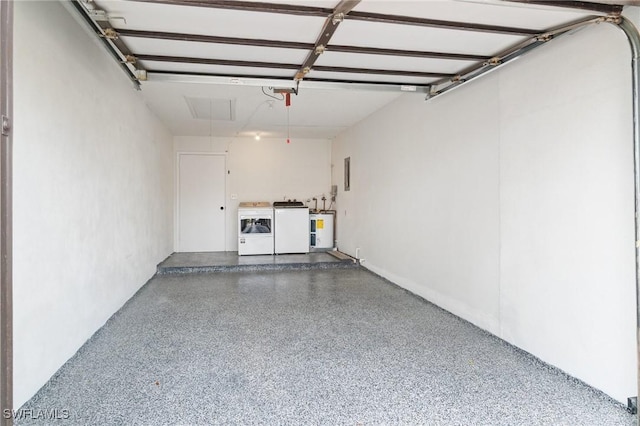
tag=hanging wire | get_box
[237,99,272,137]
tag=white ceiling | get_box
[139,80,403,138]
[76,0,625,140]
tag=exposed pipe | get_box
[616,16,640,425]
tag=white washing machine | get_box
[273,201,310,254]
[238,202,274,255]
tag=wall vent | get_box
[184,97,236,121]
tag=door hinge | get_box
[1,115,10,136]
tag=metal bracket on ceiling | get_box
[294,0,361,83]
[295,67,311,81]
[123,55,137,64]
[273,82,299,95]
[88,9,127,25]
[101,28,118,40]
[68,0,142,89]
[605,15,622,25]
[135,70,148,81]
[424,85,436,101]
[535,33,553,42]
[424,15,609,102]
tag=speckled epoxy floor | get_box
[157,251,357,274]
[17,268,635,425]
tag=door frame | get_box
[0,1,13,423]
[175,152,227,252]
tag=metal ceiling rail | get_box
[294,0,360,81]
[135,54,456,79]
[117,28,314,50]
[131,0,543,36]
[345,11,539,36]
[133,0,333,17]
[503,0,623,15]
[428,15,606,96]
[617,16,640,422]
[116,28,490,62]
[313,66,452,79]
[329,45,488,62]
[145,71,432,93]
[69,0,141,89]
[136,54,299,70]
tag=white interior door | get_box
[177,153,226,252]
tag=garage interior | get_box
[4,0,640,423]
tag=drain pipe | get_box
[616,16,640,423]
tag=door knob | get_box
[220,206,224,210]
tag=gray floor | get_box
[157,251,357,274]
[18,266,635,425]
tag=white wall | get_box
[332,22,636,402]
[174,136,332,251]
[13,1,174,407]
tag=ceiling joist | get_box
[132,0,544,36]
[345,11,540,36]
[73,0,627,94]
[133,0,332,17]
[118,28,314,50]
[135,54,456,79]
[501,0,623,15]
[117,28,490,62]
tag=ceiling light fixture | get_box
[255,134,261,141]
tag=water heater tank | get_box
[310,213,334,249]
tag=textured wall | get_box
[332,22,636,402]
[13,1,174,407]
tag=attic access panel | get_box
[184,97,237,121]
[73,0,619,93]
